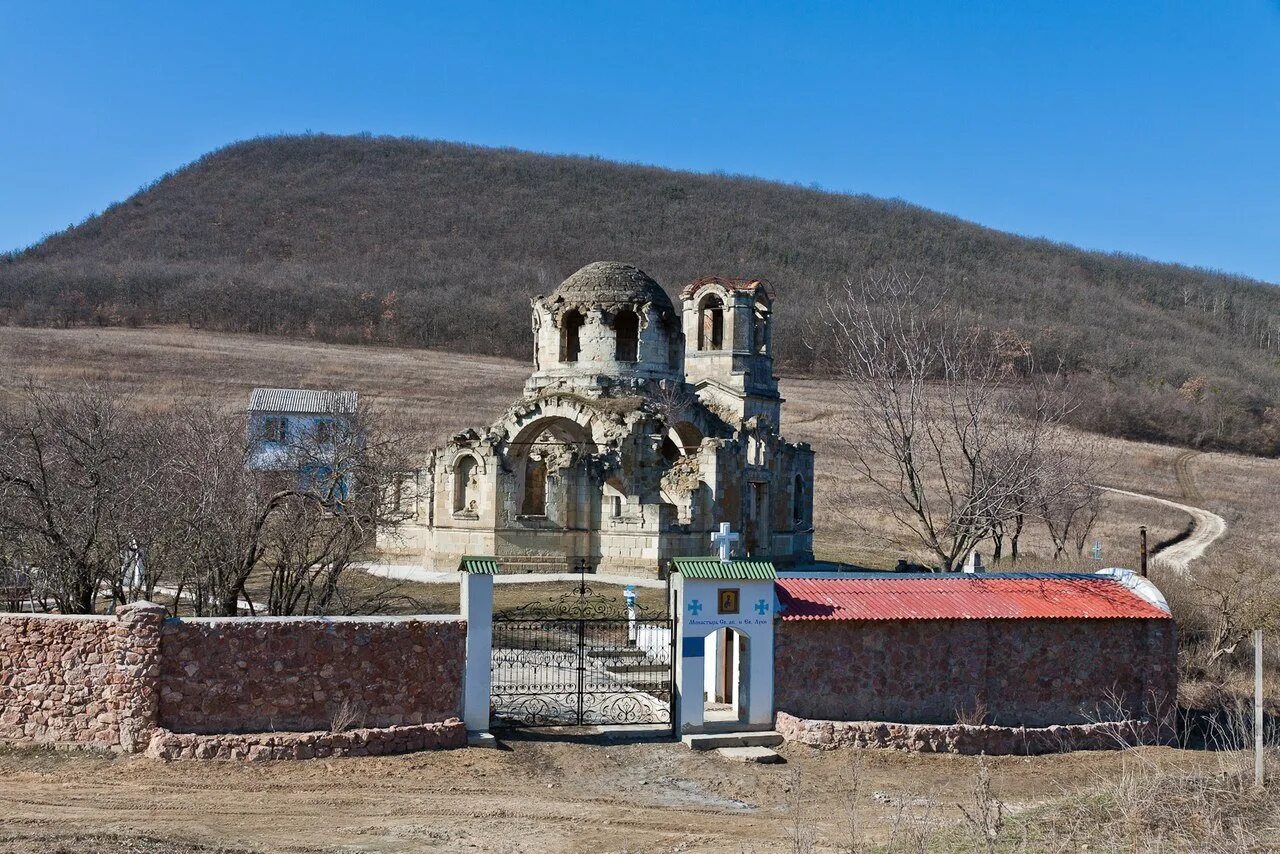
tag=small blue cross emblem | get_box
[688,599,703,616]
[754,598,769,616]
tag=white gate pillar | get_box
[459,557,496,734]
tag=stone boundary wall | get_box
[774,618,1176,728]
[776,712,1166,755]
[0,603,163,752]
[1,604,467,758]
[146,718,466,760]
[160,615,465,733]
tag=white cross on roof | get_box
[711,522,740,564]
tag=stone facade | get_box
[382,262,815,575]
[774,618,1177,728]
[159,615,465,733]
[146,719,465,761]
[0,606,466,758]
[0,603,164,752]
[775,712,1167,755]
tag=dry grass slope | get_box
[3,326,1274,570]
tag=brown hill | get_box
[1,134,1277,454]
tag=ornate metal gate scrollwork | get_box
[491,578,675,728]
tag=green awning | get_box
[671,556,777,580]
[459,555,499,575]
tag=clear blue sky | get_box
[3,1,1279,282]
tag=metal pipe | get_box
[1257,628,1265,788]
[1139,526,1148,577]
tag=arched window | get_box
[614,309,639,362]
[754,299,771,355]
[793,474,806,525]
[560,310,584,362]
[522,457,548,515]
[698,295,724,351]
[453,456,477,514]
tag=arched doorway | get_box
[705,627,749,724]
[507,414,600,565]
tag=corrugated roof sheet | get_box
[673,557,777,580]
[459,556,499,575]
[248,388,358,414]
[776,574,1171,621]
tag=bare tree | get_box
[816,273,1076,571]
[0,383,171,613]
[162,401,420,617]
[1036,433,1104,560]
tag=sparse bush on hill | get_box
[1,134,1277,454]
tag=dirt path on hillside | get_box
[0,740,1212,853]
[1097,483,1226,573]
[1172,450,1206,505]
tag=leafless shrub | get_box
[843,755,865,853]
[787,768,814,854]
[955,698,990,727]
[328,698,364,733]
[958,756,1005,854]
[883,791,939,854]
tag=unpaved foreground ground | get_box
[0,737,1213,853]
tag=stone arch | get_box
[614,308,639,362]
[560,309,584,362]
[507,413,598,524]
[669,420,704,455]
[697,293,725,351]
[508,412,597,456]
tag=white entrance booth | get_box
[670,556,777,734]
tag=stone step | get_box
[717,746,783,764]
[682,730,783,751]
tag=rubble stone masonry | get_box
[775,712,1165,755]
[159,615,465,733]
[0,602,165,751]
[774,618,1176,728]
[1,605,466,756]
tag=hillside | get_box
[1,134,1277,454]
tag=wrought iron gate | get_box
[491,581,675,727]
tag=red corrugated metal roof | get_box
[776,574,1171,621]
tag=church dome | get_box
[550,262,675,315]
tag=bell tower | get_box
[680,277,781,425]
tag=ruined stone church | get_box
[386,262,814,576]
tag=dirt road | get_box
[1097,485,1226,573]
[0,739,1210,853]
